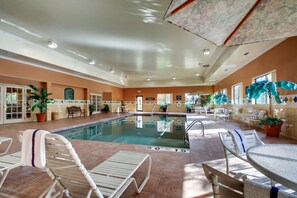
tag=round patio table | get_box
[247,144,297,191]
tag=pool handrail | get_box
[184,119,205,147]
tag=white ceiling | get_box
[0,0,284,87]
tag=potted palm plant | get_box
[159,103,168,112]
[89,104,96,116]
[28,84,54,122]
[120,100,126,112]
[246,80,297,137]
[101,104,110,113]
[185,103,192,113]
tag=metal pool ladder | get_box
[184,119,205,147]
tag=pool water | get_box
[58,115,188,148]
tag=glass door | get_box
[24,88,33,121]
[4,86,24,123]
[90,94,102,114]
[136,96,143,111]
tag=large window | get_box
[221,89,227,95]
[185,93,198,105]
[157,94,172,104]
[254,73,272,104]
[232,83,242,104]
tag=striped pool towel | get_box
[230,130,248,154]
[21,129,50,168]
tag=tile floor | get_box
[0,113,296,198]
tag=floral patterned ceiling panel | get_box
[164,0,297,46]
[225,0,297,46]
[164,0,257,46]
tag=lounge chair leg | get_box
[114,155,152,198]
[40,177,65,198]
[137,155,152,192]
[87,188,92,198]
[0,169,10,189]
[114,178,135,198]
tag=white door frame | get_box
[90,93,102,114]
[0,85,3,124]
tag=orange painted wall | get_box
[51,84,85,100]
[214,37,297,97]
[123,86,214,101]
[0,58,123,101]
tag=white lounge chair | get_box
[37,133,151,198]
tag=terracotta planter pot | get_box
[36,113,47,122]
[263,122,283,137]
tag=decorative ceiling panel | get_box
[164,0,257,46]
[226,0,297,46]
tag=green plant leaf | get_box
[214,94,229,105]
[28,84,39,91]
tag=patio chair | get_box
[218,130,264,175]
[202,163,297,198]
[21,131,151,198]
[240,110,267,129]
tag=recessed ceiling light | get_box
[110,69,115,74]
[89,59,96,65]
[195,73,200,76]
[48,40,58,49]
[172,77,176,80]
[244,52,249,56]
[203,49,210,55]
[147,78,151,81]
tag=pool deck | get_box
[0,112,296,197]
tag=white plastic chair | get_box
[218,130,264,175]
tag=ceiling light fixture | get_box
[172,77,176,80]
[203,49,210,55]
[89,59,96,65]
[147,78,151,81]
[48,40,58,49]
[195,73,200,76]
[110,69,115,74]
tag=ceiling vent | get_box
[202,64,210,67]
